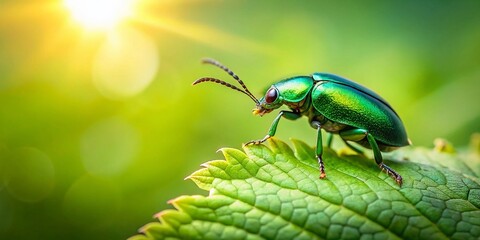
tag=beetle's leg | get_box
[366,133,403,186]
[326,133,334,148]
[245,110,301,145]
[339,129,403,186]
[312,121,326,179]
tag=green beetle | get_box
[194,58,409,186]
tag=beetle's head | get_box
[253,86,282,116]
[254,76,314,116]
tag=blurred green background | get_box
[0,0,479,239]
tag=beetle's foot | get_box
[317,155,326,179]
[244,135,271,146]
[379,163,403,186]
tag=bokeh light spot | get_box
[81,117,139,176]
[93,27,159,99]
[4,148,55,202]
[63,175,121,228]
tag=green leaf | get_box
[131,137,480,240]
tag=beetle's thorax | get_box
[284,98,308,113]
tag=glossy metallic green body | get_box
[311,73,409,148]
[265,73,409,150]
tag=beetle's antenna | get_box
[200,58,259,105]
[193,77,246,94]
[193,77,259,104]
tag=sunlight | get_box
[64,0,134,30]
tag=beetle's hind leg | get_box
[339,129,403,186]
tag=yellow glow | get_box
[64,0,134,30]
[92,27,159,99]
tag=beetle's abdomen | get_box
[311,81,409,147]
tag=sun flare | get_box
[64,0,135,30]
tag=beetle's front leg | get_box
[312,121,326,179]
[245,110,301,145]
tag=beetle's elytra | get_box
[193,58,409,186]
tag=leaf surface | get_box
[131,138,480,240]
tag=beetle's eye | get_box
[265,88,278,104]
